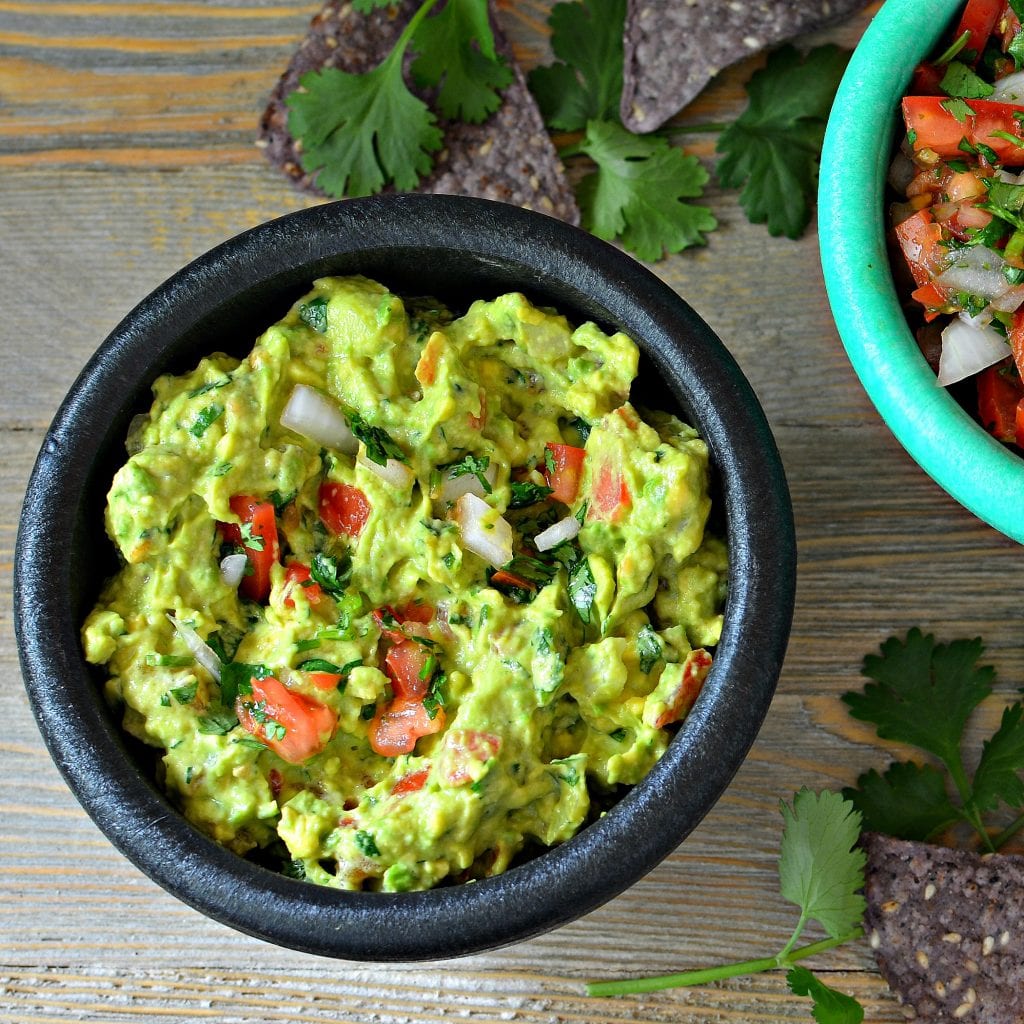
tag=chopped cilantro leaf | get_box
[189,403,224,439]
[218,661,272,708]
[568,555,597,625]
[636,624,661,673]
[145,653,195,668]
[939,60,995,99]
[786,966,864,1024]
[445,452,492,493]
[169,681,199,704]
[197,710,239,735]
[238,521,265,551]
[310,551,352,596]
[608,726,627,742]
[355,830,380,857]
[347,411,406,466]
[187,377,230,398]
[298,296,329,333]
[509,481,554,508]
[423,671,447,720]
[940,96,976,122]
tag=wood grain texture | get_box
[3,1,1022,1021]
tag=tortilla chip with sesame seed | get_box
[257,0,579,224]
[620,0,867,134]
[863,833,1024,1022]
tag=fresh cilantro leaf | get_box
[197,710,239,735]
[238,521,265,552]
[446,452,492,493]
[778,788,866,940]
[971,702,1024,813]
[577,120,716,261]
[941,96,976,122]
[940,60,995,99]
[423,671,447,720]
[187,377,230,398]
[568,555,598,625]
[355,830,380,857]
[982,178,1024,229]
[347,411,407,465]
[1010,29,1024,71]
[299,296,329,333]
[410,0,512,122]
[528,0,626,132]
[189,403,224,438]
[786,966,864,1024]
[169,680,199,705]
[842,761,958,841]
[509,481,554,508]
[310,551,351,596]
[218,661,271,708]
[716,44,851,239]
[636,624,661,674]
[286,1,443,197]
[842,629,993,770]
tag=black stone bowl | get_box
[14,195,795,961]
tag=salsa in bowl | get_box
[15,195,793,958]
[819,0,1024,540]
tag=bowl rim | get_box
[14,194,795,960]
[819,0,1024,543]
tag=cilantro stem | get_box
[992,811,1024,851]
[586,929,863,997]
[946,757,997,853]
[395,0,442,58]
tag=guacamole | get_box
[82,276,727,892]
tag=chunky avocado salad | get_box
[82,276,726,892]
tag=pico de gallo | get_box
[892,0,1024,451]
[82,275,726,892]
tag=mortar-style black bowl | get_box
[15,195,794,961]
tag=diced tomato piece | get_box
[400,601,434,625]
[903,96,1024,164]
[589,463,631,522]
[369,698,445,757]
[543,443,586,504]
[391,767,430,796]
[218,495,280,603]
[440,730,501,786]
[236,675,336,765]
[283,562,322,607]
[490,569,537,592]
[652,649,713,729]
[977,361,1024,441]
[894,209,948,289]
[385,639,434,700]
[1010,306,1024,378]
[372,606,406,643]
[1016,398,1024,449]
[414,331,445,386]
[910,280,949,322]
[307,672,343,691]
[319,481,371,537]
[954,0,1002,62]
[910,61,945,95]
[467,389,487,431]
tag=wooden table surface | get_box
[3,2,1023,1021]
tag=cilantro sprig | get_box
[588,789,866,1023]
[286,0,508,197]
[842,628,1024,852]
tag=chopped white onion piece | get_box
[166,613,222,682]
[358,448,415,490]
[991,284,1024,313]
[934,245,1012,302]
[280,384,358,455]
[937,317,1010,386]
[454,493,513,568]
[991,70,1024,103]
[534,515,581,552]
[219,552,248,588]
[439,461,498,502]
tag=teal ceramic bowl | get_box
[819,0,1024,542]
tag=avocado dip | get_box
[82,276,727,892]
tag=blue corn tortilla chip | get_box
[257,0,579,224]
[863,833,1024,1022]
[620,0,866,133]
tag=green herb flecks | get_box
[347,410,407,466]
[636,624,661,673]
[189,403,224,438]
[509,481,554,508]
[445,452,492,493]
